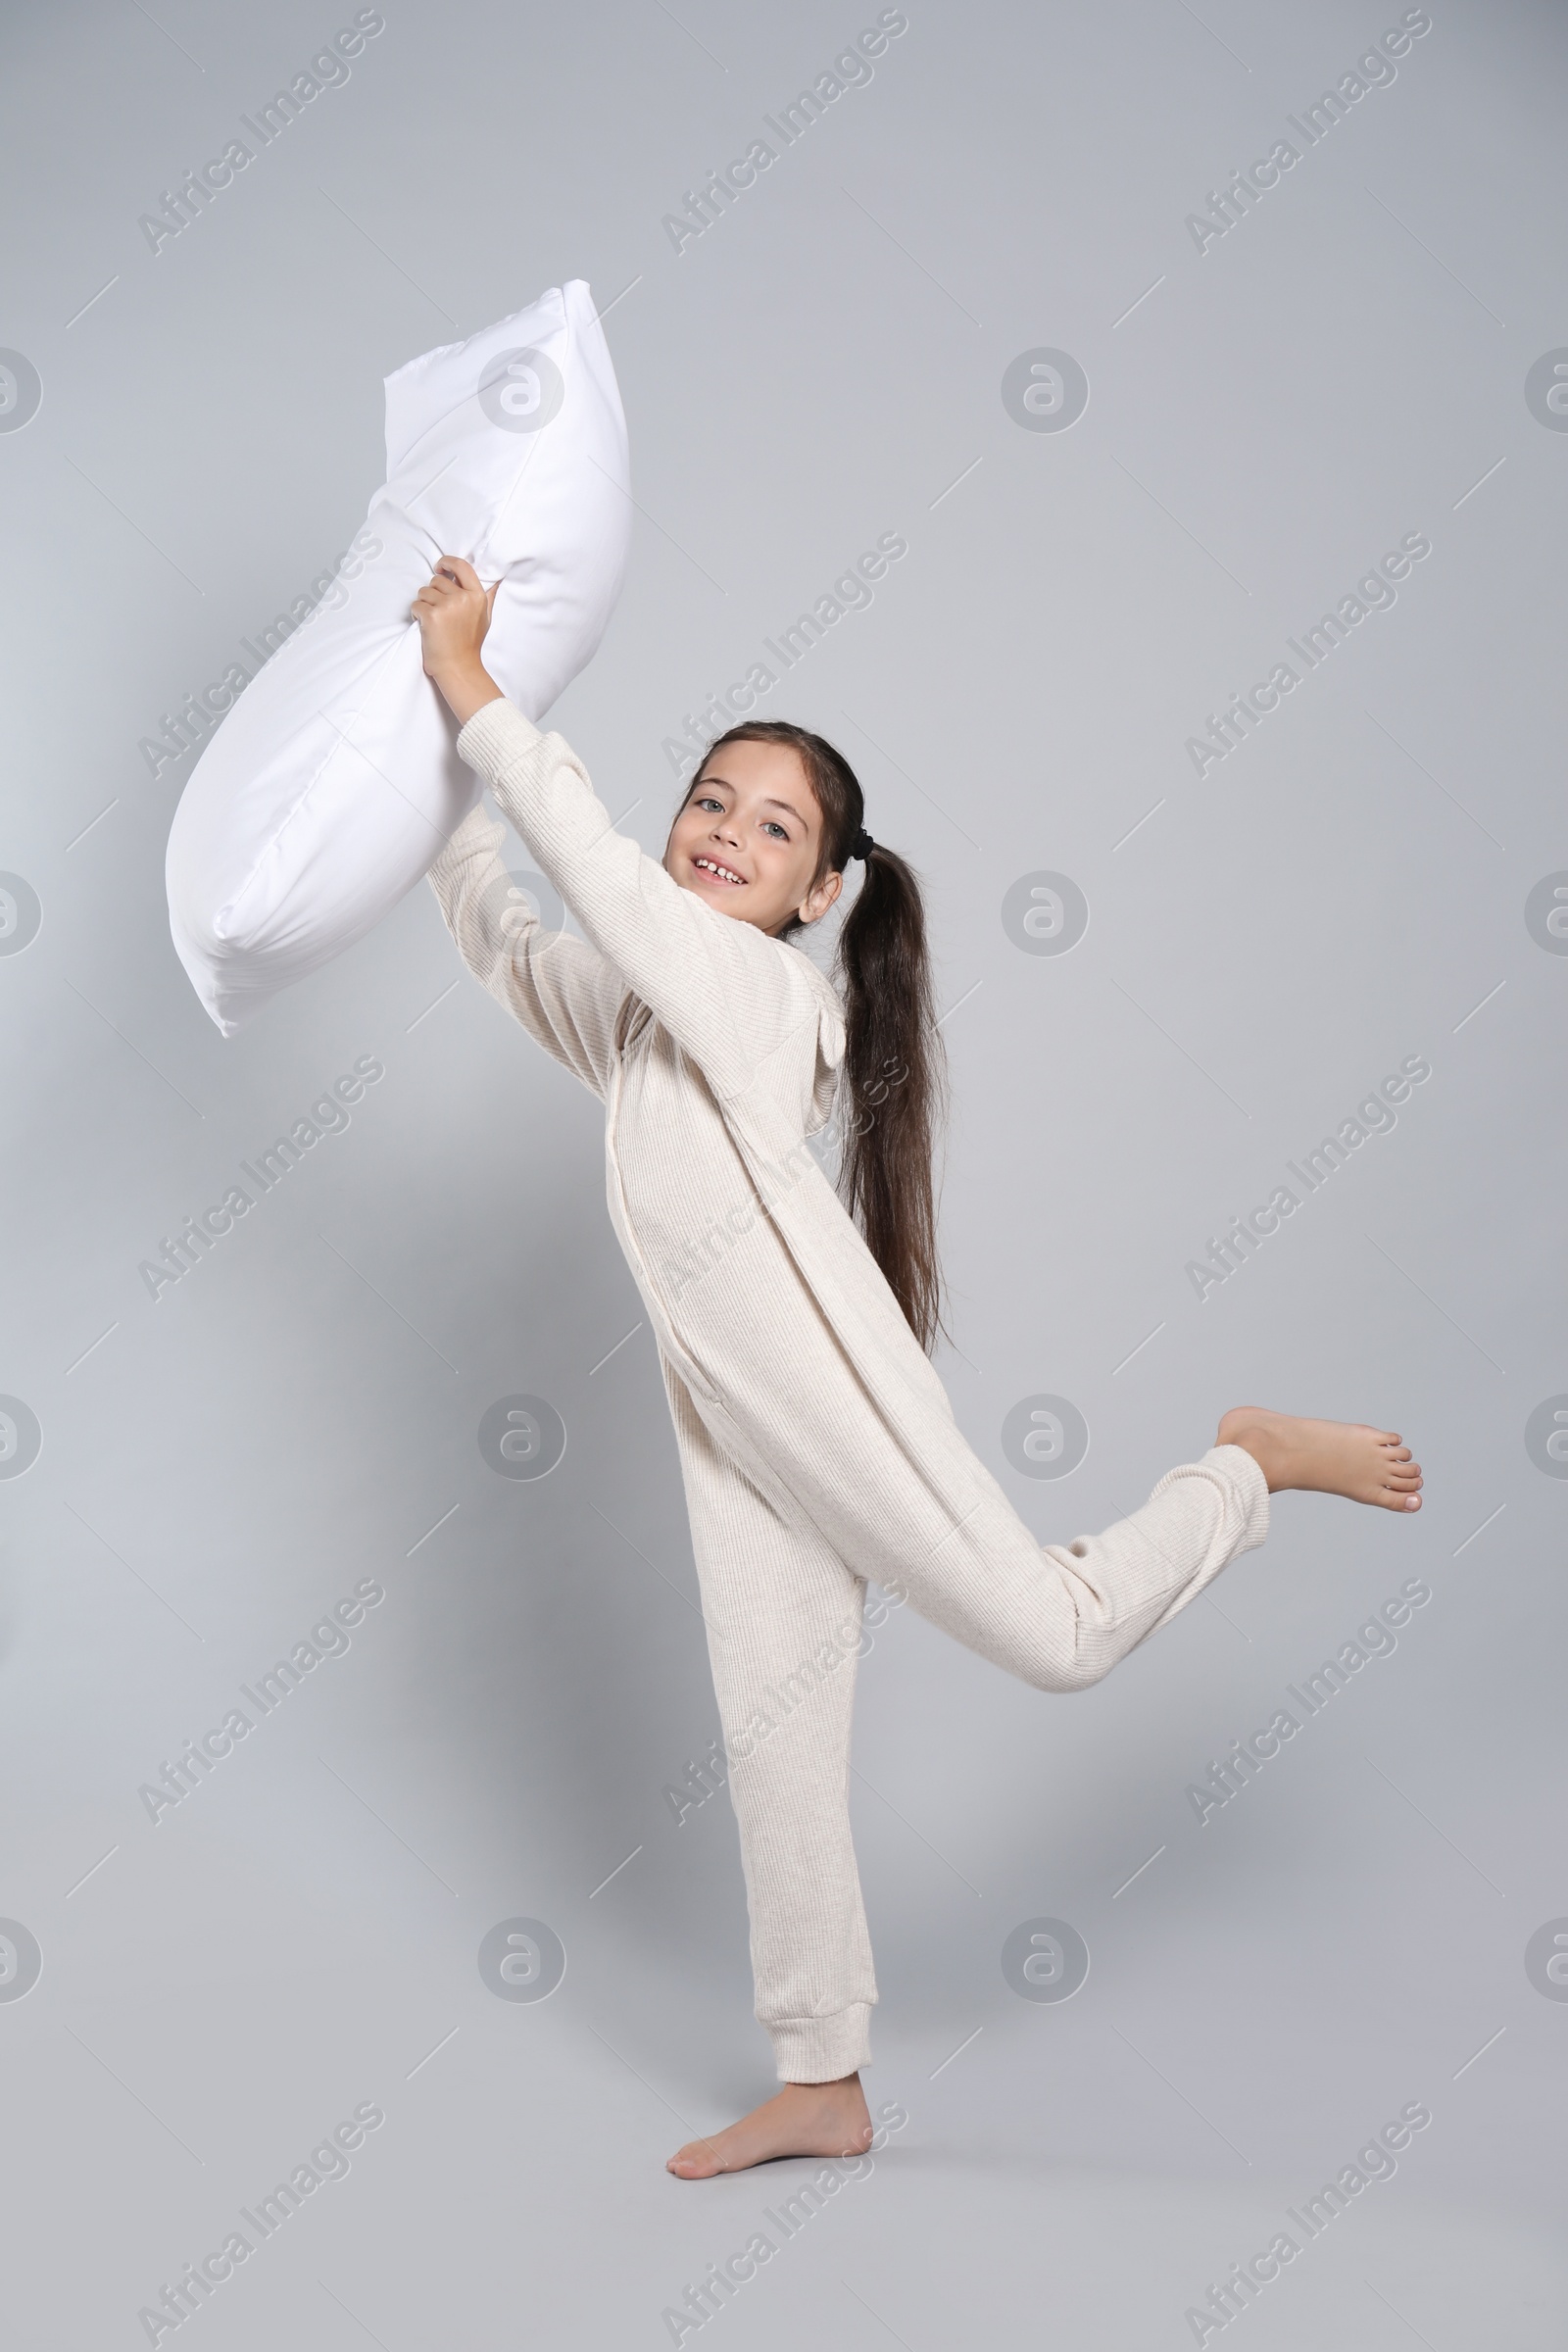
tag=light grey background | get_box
[2,0,1565,2343]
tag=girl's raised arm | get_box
[427,797,627,1100]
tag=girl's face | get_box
[664,739,844,936]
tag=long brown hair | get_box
[686,721,947,1351]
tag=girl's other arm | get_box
[427,800,625,1100]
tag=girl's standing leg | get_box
[666,1362,876,2076]
[662,1363,879,2177]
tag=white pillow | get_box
[166,280,630,1033]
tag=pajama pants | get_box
[662,1361,1269,2083]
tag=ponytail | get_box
[837,839,947,1350]
[687,722,947,1351]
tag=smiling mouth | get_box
[694,856,746,887]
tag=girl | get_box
[412,556,1423,2180]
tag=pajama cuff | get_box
[1201,1442,1271,1553]
[456,692,544,781]
[769,2003,873,2083]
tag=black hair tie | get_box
[850,825,875,863]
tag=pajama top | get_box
[429,696,975,1546]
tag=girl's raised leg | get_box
[1217,1408,1423,1509]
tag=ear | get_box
[795,868,844,928]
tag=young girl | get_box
[413,556,1424,2180]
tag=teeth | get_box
[696,858,744,885]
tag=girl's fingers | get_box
[434,554,481,590]
[424,564,487,605]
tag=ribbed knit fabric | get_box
[430,697,1271,2082]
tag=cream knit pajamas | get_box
[430,697,1271,2084]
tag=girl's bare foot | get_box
[666,2073,873,2179]
[1217,1407,1423,1512]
